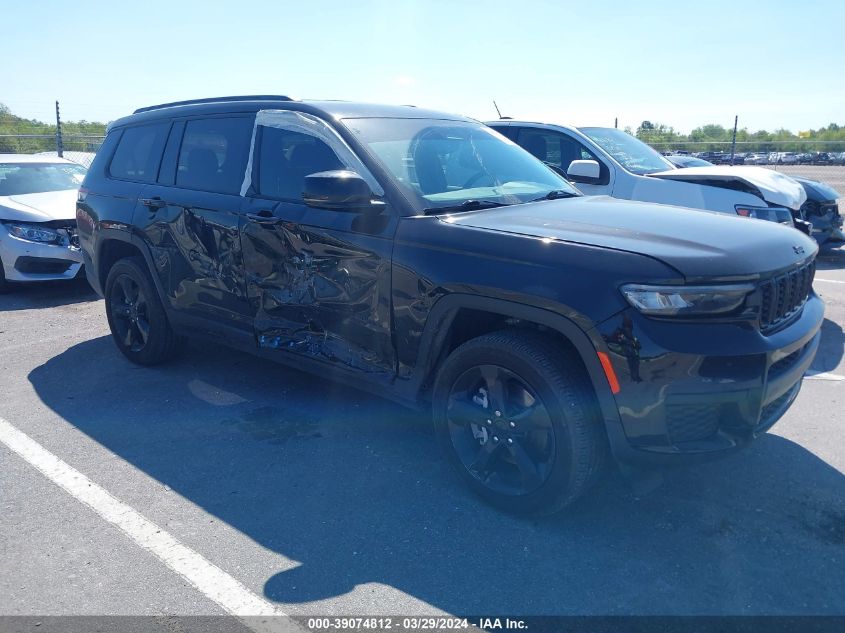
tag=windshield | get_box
[0,162,87,196]
[343,118,579,212]
[579,127,674,175]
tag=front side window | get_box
[257,127,344,200]
[0,163,87,195]
[243,109,382,200]
[109,123,170,182]
[579,127,674,175]
[176,117,254,194]
[516,129,599,173]
[344,118,577,212]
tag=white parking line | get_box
[815,278,845,284]
[805,371,845,382]
[0,417,296,632]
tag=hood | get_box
[0,189,78,223]
[442,196,817,280]
[648,166,807,210]
[791,176,840,202]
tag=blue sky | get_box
[4,0,843,132]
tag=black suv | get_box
[77,96,823,515]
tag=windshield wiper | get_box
[530,190,580,202]
[422,199,509,215]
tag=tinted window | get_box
[109,123,169,182]
[176,117,254,194]
[489,124,519,141]
[257,127,344,200]
[517,129,597,172]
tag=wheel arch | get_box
[96,231,169,308]
[408,294,622,436]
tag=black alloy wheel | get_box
[446,364,555,496]
[109,274,150,353]
[104,257,182,365]
[433,330,606,515]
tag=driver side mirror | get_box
[303,170,384,214]
[566,160,601,184]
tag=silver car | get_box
[0,154,86,291]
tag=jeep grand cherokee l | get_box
[77,96,823,515]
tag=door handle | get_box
[246,210,281,224]
[140,197,167,210]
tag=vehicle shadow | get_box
[0,277,98,312]
[816,241,845,270]
[809,318,845,374]
[28,337,845,615]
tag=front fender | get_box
[404,293,624,445]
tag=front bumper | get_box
[0,225,84,283]
[593,294,824,466]
[806,201,842,244]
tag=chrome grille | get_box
[760,261,815,333]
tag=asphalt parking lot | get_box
[769,165,845,193]
[1,245,844,618]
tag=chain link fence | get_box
[644,140,845,193]
[0,134,104,168]
[1,132,843,193]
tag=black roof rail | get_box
[133,95,293,114]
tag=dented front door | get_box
[240,199,397,376]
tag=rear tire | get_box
[104,257,181,365]
[433,329,606,516]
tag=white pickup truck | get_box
[487,121,807,229]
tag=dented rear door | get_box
[134,116,255,331]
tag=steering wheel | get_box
[462,171,490,188]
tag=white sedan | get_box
[0,154,86,292]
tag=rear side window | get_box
[109,123,170,182]
[490,125,518,141]
[176,117,254,194]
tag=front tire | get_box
[104,257,181,365]
[433,330,606,516]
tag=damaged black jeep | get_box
[77,96,823,515]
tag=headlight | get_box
[621,283,754,316]
[735,205,792,224]
[5,223,62,244]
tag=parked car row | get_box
[665,150,845,165]
[0,96,829,516]
[795,151,844,165]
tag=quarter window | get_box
[109,123,169,183]
[176,117,254,194]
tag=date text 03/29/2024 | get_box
[304,617,528,631]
